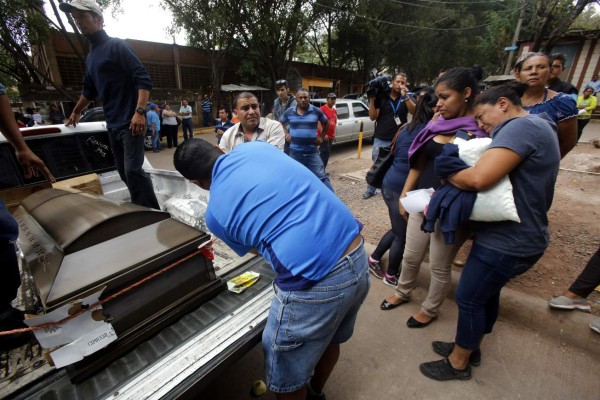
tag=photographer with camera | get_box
[363,73,410,200]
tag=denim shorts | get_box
[262,241,370,393]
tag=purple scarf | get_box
[408,116,487,161]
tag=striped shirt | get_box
[281,105,329,153]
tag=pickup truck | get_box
[309,99,375,144]
[0,122,275,399]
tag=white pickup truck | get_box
[1,122,275,399]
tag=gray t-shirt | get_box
[472,114,560,257]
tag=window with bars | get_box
[144,64,176,88]
[56,56,86,86]
[180,66,209,89]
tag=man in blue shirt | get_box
[174,139,369,400]
[60,0,159,209]
[272,79,296,154]
[280,88,334,192]
[202,95,212,127]
[214,106,234,144]
[147,104,161,152]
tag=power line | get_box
[387,0,506,9]
[313,2,521,31]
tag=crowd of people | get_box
[1,0,599,397]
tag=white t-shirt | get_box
[179,105,193,119]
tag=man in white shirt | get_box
[179,99,193,141]
[219,92,285,153]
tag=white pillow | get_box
[454,137,520,223]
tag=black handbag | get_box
[365,127,403,189]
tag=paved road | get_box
[146,123,600,399]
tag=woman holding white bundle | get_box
[420,81,560,381]
[380,67,487,329]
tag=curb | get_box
[363,242,600,357]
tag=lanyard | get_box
[390,98,401,115]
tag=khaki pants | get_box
[394,212,467,317]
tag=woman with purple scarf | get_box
[380,67,487,329]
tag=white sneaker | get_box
[548,296,591,311]
[590,317,600,334]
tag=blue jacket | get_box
[423,143,475,244]
[82,30,153,130]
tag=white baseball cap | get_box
[59,0,102,17]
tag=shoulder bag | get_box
[365,126,403,189]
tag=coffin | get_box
[13,188,224,379]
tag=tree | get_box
[0,0,49,86]
[161,0,240,116]
[236,0,324,85]
[529,0,600,52]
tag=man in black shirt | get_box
[548,53,578,99]
[363,73,409,199]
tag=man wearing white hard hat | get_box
[60,0,160,209]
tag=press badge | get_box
[394,116,401,125]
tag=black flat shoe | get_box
[380,298,406,310]
[406,315,436,328]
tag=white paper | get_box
[401,188,434,214]
[24,288,107,348]
[50,323,117,368]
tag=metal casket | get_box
[13,188,224,375]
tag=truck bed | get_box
[5,256,275,399]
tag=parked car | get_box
[310,99,375,144]
[79,106,154,151]
[79,106,105,123]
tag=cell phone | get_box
[455,129,476,141]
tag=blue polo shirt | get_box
[281,105,329,153]
[205,141,361,290]
[146,110,160,132]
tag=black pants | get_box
[569,245,600,298]
[163,124,178,148]
[371,185,407,276]
[1,240,20,311]
[576,118,590,142]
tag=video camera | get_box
[365,75,391,99]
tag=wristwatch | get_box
[135,107,146,115]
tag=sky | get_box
[45,1,187,45]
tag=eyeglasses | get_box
[275,80,288,86]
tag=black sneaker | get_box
[368,259,384,279]
[432,341,481,367]
[419,358,472,381]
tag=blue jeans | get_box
[263,242,370,393]
[289,149,334,192]
[181,118,193,140]
[365,138,392,195]
[371,185,407,276]
[151,131,161,151]
[203,110,211,127]
[455,243,542,350]
[107,128,160,210]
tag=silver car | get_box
[310,99,375,144]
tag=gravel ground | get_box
[327,142,600,315]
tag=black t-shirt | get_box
[374,95,408,140]
[548,79,578,96]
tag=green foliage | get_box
[571,6,600,30]
[0,0,50,84]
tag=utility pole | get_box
[504,1,526,75]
